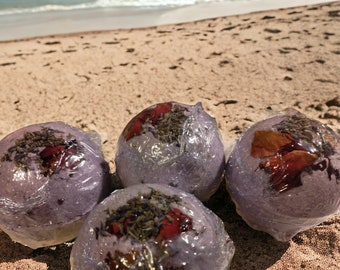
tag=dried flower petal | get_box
[156,208,193,242]
[123,102,173,141]
[259,150,318,192]
[251,130,295,158]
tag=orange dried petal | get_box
[251,130,294,158]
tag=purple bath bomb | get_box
[0,122,111,249]
[115,102,225,201]
[225,109,340,241]
[70,183,235,270]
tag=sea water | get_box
[0,0,334,41]
[0,0,245,40]
[0,0,229,15]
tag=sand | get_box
[0,1,339,269]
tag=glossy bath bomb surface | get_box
[70,183,235,270]
[225,110,340,242]
[115,102,225,201]
[0,122,111,249]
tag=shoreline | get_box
[0,0,337,42]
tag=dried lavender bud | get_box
[0,122,112,249]
[115,102,225,201]
[225,109,340,241]
[70,184,235,270]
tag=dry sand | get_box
[0,1,339,269]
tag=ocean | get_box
[0,0,227,16]
[0,0,335,41]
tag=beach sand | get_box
[0,1,339,269]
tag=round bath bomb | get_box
[115,101,225,201]
[225,109,340,241]
[0,122,112,249]
[70,183,235,270]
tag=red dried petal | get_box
[156,208,192,242]
[112,223,121,234]
[260,150,318,192]
[40,143,80,175]
[123,102,173,141]
[40,145,66,159]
